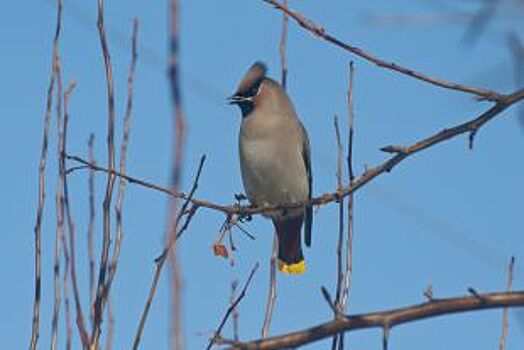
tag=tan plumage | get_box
[229,62,312,274]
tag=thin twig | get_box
[320,286,337,315]
[132,157,206,350]
[231,280,240,341]
[62,82,90,347]
[105,296,115,350]
[226,290,524,350]
[105,16,139,312]
[30,1,62,348]
[63,241,72,350]
[499,256,515,350]
[67,89,524,218]
[50,40,64,350]
[207,264,259,350]
[87,133,96,327]
[331,115,344,350]
[167,1,186,348]
[91,0,118,346]
[261,235,278,338]
[263,0,503,101]
[337,61,356,350]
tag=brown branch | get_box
[105,15,139,314]
[51,51,64,350]
[63,243,72,350]
[337,61,357,350]
[61,82,90,347]
[30,0,62,348]
[104,296,114,350]
[231,280,240,341]
[499,256,515,350]
[87,133,96,327]
[91,0,118,346]
[168,1,186,348]
[207,264,259,350]
[331,115,344,350]
[226,290,524,350]
[67,89,524,219]
[132,156,205,350]
[261,236,278,338]
[262,0,503,101]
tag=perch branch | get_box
[226,290,524,350]
[68,89,524,217]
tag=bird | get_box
[228,61,313,275]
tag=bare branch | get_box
[104,297,115,350]
[105,16,139,312]
[340,61,355,311]
[331,115,344,350]
[231,280,240,341]
[207,264,259,350]
[69,90,524,227]
[51,49,64,350]
[30,0,62,348]
[62,82,91,347]
[167,1,186,348]
[261,236,278,338]
[499,256,515,350]
[226,291,524,350]
[262,0,503,101]
[132,156,206,350]
[87,133,96,327]
[91,0,118,346]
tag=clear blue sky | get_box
[2,0,524,348]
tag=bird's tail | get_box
[272,215,305,275]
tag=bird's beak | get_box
[227,94,252,105]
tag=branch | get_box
[87,133,96,327]
[62,82,91,347]
[261,236,278,338]
[30,0,62,348]
[167,1,186,348]
[207,263,259,350]
[68,89,524,217]
[132,156,205,350]
[91,0,118,346]
[105,16,139,315]
[262,0,503,101]
[499,256,515,350]
[225,291,524,350]
[51,47,65,350]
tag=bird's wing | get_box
[299,121,313,247]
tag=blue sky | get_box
[2,0,524,349]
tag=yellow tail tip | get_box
[277,259,306,275]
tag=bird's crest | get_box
[235,61,267,97]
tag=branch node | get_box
[468,287,481,298]
[380,145,407,154]
[423,284,434,302]
[468,130,478,150]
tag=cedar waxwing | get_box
[228,62,313,275]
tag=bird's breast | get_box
[239,131,308,213]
